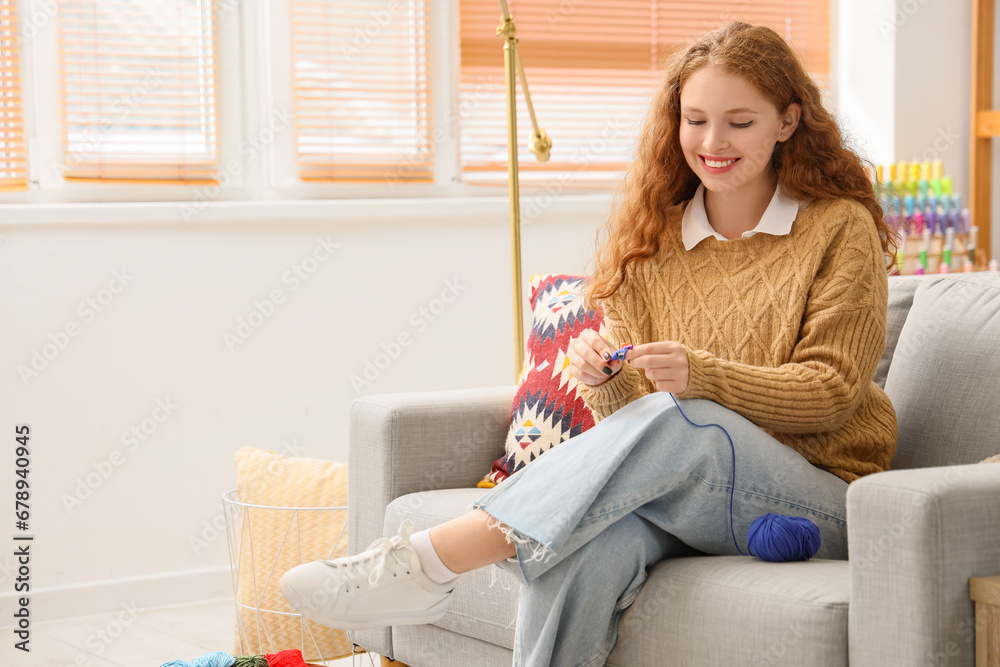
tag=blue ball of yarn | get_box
[747,513,821,562]
[161,651,235,667]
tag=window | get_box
[458,0,832,188]
[57,0,219,183]
[3,0,832,202]
[0,0,27,190]
[289,0,433,183]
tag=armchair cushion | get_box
[481,274,606,486]
[875,275,934,389]
[882,272,1000,469]
[384,485,852,666]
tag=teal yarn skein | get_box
[160,651,235,667]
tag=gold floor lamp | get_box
[496,0,552,381]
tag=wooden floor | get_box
[0,597,388,667]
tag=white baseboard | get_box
[0,565,233,626]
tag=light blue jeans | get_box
[474,392,849,667]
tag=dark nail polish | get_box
[602,352,611,361]
[602,366,612,376]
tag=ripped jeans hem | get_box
[474,502,557,574]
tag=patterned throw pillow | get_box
[480,274,606,487]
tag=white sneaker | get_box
[279,520,455,630]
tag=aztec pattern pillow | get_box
[480,274,606,487]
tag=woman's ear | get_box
[780,102,802,139]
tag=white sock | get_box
[410,529,459,584]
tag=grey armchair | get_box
[347,272,1000,666]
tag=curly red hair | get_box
[584,22,898,308]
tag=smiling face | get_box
[679,65,799,197]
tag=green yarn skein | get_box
[231,657,269,667]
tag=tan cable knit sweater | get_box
[577,197,897,482]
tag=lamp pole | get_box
[496,0,551,382]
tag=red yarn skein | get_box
[264,649,307,667]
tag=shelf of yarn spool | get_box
[892,232,985,276]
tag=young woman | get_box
[281,22,899,667]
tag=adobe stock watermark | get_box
[618,575,682,637]
[752,619,806,665]
[61,398,180,514]
[17,268,134,386]
[0,554,16,587]
[16,0,59,44]
[390,398,510,519]
[544,0,587,28]
[908,127,959,166]
[878,0,931,38]
[520,113,631,225]
[385,78,503,190]
[700,1,752,36]
[339,0,405,63]
[215,0,241,17]
[179,108,294,221]
[350,278,468,394]
[223,236,339,352]
[189,438,306,556]
[79,600,141,659]
[853,468,965,572]
[924,613,976,667]
[54,66,167,178]
[892,279,980,365]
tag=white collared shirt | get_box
[681,182,807,251]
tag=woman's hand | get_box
[624,341,690,394]
[567,329,623,386]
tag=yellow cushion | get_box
[231,447,351,661]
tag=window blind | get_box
[58,0,219,183]
[459,0,831,187]
[0,0,27,191]
[290,0,433,183]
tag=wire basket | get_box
[223,489,353,663]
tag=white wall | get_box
[836,0,897,164]
[0,197,611,621]
[0,0,996,624]
[893,0,973,219]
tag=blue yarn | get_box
[748,514,821,562]
[161,651,235,667]
[667,393,822,562]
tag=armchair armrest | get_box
[847,463,1000,667]
[346,385,514,658]
[347,385,516,554]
